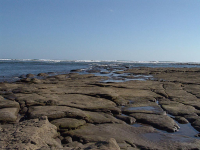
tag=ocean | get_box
[1,59,200,82]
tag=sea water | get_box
[1,59,200,82]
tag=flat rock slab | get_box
[0,116,62,149]
[55,94,119,112]
[0,107,19,123]
[28,106,87,120]
[84,111,123,124]
[65,123,200,150]
[15,93,47,107]
[129,113,179,132]
[51,118,86,129]
[28,106,122,124]
[160,101,198,116]
[0,98,20,109]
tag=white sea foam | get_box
[0,59,200,64]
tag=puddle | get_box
[173,123,199,138]
[92,68,154,83]
[156,100,199,138]
[155,100,159,105]
[167,113,175,118]
[132,123,143,127]
[127,106,156,111]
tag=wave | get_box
[1,59,200,65]
[0,59,69,63]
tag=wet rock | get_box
[65,123,200,149]
[68,73,95,80]
[2,68,200,149]
[129,113,179,132]
[115,115,136,124]
[37,73,48,77]
[0,107,19,123]
[19,74,26,78]
[0,116,62,149]
[114,71,124,74]
[19,78,31,82]
[195,133,200,137]
[86,69,100,73]
[51,118,86,129]
[100,71,110,74]
[122,102,165,115]
[175,116,189,124]
[70,69,82,72]
[26,74,35,78]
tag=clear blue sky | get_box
[1,0,200,62]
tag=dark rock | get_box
[62,136,73,144]
[19,75,26,78]
[19,78,31,82]
[184,114,199,123]
[70,69,82,72]
[26,74,35,78]
[192,119,200,132]
[195,133,200,137]
[100,71,110,74]
[86,69,100,73]
[115,115,136,124]
[30,78,42,84]
[3,94,17,101]
[175,116,189,124]
[64,141,83,148]
[20,107,28,114]
[37,73,48,77]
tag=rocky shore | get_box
[1,67,200,149]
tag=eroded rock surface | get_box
[0,116,62,149]
[1,67,200,149]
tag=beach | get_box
[1,66,200,149]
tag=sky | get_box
[0,0,200,62]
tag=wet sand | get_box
[1,67,200,149]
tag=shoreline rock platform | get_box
[1,67,200,149]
